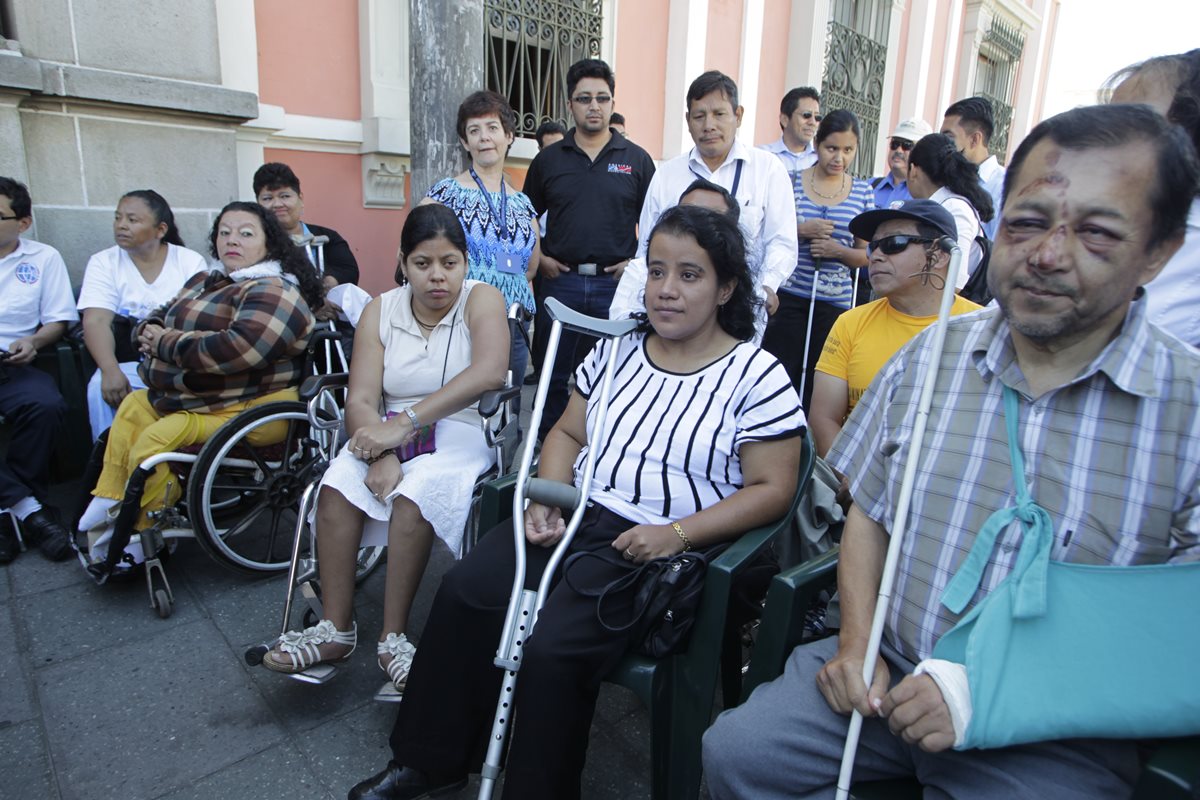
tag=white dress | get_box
[317,281,496,556]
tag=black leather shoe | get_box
[0,515,18,564]
[347,763,467,800]
[22,509,73,561]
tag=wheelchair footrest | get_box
[374,681,403,703]
[285,663,340,685]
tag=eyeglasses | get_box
[889,138,914,152]
[572,94,613,107]
[0,214,20,222]
[867,234,934,257]
[799,112,824,122]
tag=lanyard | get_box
[469,167,509,241]
[690,159,743,202]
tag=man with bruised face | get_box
[702,103,1200,799]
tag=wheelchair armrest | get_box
[742,546,840,701]
[306,328,343,353]
[1132,736,1200,800]
[479,385,522,419]
[300,372,349,401]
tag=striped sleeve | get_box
[733,351,807,448]
[574,336,617,400]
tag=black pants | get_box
[761,292,846,411]
[0,365,65,507]
[389,503,642,800]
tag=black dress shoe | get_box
[22,509,73,561]
[0,515,18,564]
[348,763,467,800]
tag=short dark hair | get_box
[456,90,517,141]
[208,201,325,311]
[646,205,758,341]
[814,109,861,146]
[687,70,739,112]
[943,97,995,145]
[535,120,567,148]
[678,178,740,222]
[121,189,185,247]
[566,58,615,99]
[780,86,820,117]
[0,176,32,219]
[909,133,994,222]
[396,203,469,285]
[253,163,301,196]
[1004,104,1199,250]
[609,111,626,126]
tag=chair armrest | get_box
[299,372,349,401]
[742,546,840,701]
[1132,736,1200,800]
[479,385,522,419]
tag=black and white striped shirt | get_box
[573,333,806,526]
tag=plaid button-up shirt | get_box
[829,297,1200,664]
[139,270,314,413]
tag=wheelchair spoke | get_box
[263,507,285,563]
[219,496,272,541]
[237,440,276,478]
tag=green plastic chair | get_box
[743,546,1200,800]
[476,433,816,800]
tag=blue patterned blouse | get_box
[778,175,874,309]
[426,178,537,313]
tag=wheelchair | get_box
[243,305,529,697]
[78,326,351,619]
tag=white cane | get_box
[796,259,821,403]
[834,239,963,800]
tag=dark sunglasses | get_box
[867,234,934,257]
[799,111,824,122]
[889,138,914,151]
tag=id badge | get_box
[495,247,525,276]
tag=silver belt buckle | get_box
[577,262,598,276]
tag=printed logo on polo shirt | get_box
[15,263,39,284]
[607,164,633,175]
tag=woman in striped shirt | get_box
[350,205,806,800]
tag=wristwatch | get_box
[403,407,420,428]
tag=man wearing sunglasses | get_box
[871,119,932,210]
[808,199,980,463]
[762,86,822,173]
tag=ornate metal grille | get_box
[484,0,603,138]
[822,0,891,177]
[973,16,1025,163]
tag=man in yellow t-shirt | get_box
[811,200,982,458]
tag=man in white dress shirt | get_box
[637,71,798,333]
[941,96,1005,240]
[761,86,822,173]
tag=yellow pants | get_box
[93,387,299,529]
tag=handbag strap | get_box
[940,385,1054,619]
[563,549,665,634]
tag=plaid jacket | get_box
[138,270,315,413]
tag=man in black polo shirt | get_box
[523,58,655,439]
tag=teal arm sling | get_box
[931,386,1200,749]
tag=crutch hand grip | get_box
[525,478,581,512]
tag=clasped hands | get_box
[350,416,419,502]
[817,648,956,753]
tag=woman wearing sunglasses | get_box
[762,109,874,409]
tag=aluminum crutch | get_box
[477,298,638,800]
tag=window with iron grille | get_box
[973,15,1025,164]
[484,0,603,138]
[822,0,892,177]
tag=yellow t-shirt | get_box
[816,295,982,412]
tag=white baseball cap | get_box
[889,118,933,143]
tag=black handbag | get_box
[110,314,141,363]
[563,544,728,658]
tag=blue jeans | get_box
[537,271,618,440]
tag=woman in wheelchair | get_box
[78,201,323,567]
[262,204,510,692]
[347,205,806,800]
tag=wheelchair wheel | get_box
[188,401,329,574]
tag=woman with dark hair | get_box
[420,90,540,388]
[906,132,994,286]
[77,190,208,439]
[762,108,874,409]
[347,204,805,800]
[262,203,510,694]
[78,201,321,559]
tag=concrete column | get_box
[784,0,830,90]
[936,0,965,115]
[956,0,992,99]
[409,0,484,202]
[738,0,765,139]
[873,0,908,171]
[896,0,939,122]
[360,0,410,208]
[1009,0,1051,156]
[662,0,708,160]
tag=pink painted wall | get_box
[614,0,670,159]
[256,1,362,121]
[754,0,793,145]
[263,148,403,296]
[924,1,954,125]
[704,0,744,87]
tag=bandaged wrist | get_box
[912,659,973,749]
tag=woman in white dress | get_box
[77,190,208,439]
[263,203,510,691]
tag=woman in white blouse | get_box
[77,190,207,439]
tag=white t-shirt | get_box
[0,238,79,350]
[1145,198,1200,348]
[931,187,983,289]
[77,243,209,320]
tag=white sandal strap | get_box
[377,632,415,689]
[276,620,357,671]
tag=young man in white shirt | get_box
[0,177,79,563]
[761,86,822,173]
[941,96,1005,239]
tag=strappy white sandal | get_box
[263,620,357,674]
[377,632,416,692]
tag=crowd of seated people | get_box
[1,46,1198,800]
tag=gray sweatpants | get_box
[702,635,1140,800]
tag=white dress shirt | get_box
[976,154,1006,240]
[760,136,818,173]
[1145,198,1200,348]
[930,187,983,290]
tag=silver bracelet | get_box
[403,407,420,428]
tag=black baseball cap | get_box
[849,199,958,243]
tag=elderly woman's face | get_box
[215,210,269,271]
